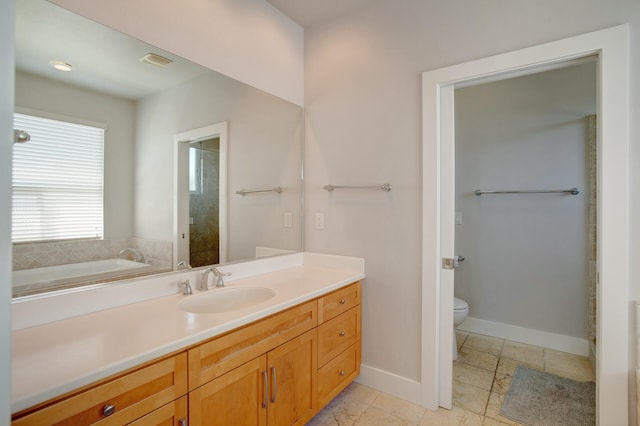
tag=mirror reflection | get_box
[188,137,222,267]
[12,0,303,298]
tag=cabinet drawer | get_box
[188,300,317,390]
[13,353,187,426]
[318,281,361,323]
[317,344,361,409]
[318,306,360,366]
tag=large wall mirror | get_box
[12,0,303,298]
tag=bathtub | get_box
[13,259,154,296]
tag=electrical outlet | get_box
[315,213,325,230]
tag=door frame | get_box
[173,121,228,267]
[421,25,629,424]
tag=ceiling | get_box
[16,0,210,100]
[265,0,377,28]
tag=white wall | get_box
[14,71,136,239]
[303,0,640,418]
[49,0,304,106]
[0,0,14,422]
[454,62,596,339]
[135,71,303,261]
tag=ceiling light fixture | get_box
[139,53,173,67]
[48,60,73,72]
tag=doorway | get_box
[421,25,629,424]
[453,60,596,356]
[174,122,228,268]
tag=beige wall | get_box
[303,0,640,419]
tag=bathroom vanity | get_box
[10,253,364,425]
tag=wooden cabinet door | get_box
[267,330,317,426]
[189,356,267,426]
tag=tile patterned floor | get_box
[306,331,595,426]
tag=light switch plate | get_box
[315,213,325,229]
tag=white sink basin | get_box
[179,286,276,314]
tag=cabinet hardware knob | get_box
[339,331,346,336]
[179,418,187,426]
[102,404,116,417]
[339,298,346,304]
[339,370,346,376]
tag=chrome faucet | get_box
[119,248,146,264]
[200,267,214,291]
[200,267,231,290]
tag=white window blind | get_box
[12,112,105,243]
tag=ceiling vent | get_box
[139,53,173,67]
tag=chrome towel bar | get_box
[323,183,392,192]
[236,187,282,196]
[474,187,579,196]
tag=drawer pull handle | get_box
[339,330,346,336]
[102,404,116,417]
[340,298,346,304]
[339,370,346,376]
[179,419,187,426]
[271,367,277,403]
[262,370,269,408]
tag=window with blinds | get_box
[12,112,105,243]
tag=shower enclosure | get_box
[188,137,220,267]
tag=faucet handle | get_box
[178,280,193,295]
[214,268,232,277]
[213,268,231,287]
[177,261,192,270]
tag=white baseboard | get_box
[458,317,589,357]
[355,364,422,405]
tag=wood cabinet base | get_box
[13,281,362,426]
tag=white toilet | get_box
[453,297,469,360]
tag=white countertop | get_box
[11,253,365,414]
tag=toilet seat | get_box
[454,297,468,311]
